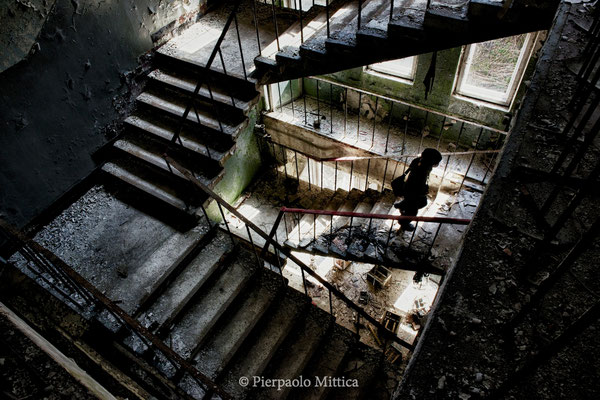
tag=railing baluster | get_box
[349,160,354,191]
[344,88,348,138]
[371,97,379,149]
[321,161,324,190]
[389,0,395,22]
[307,156,312,190]
[382,159,389,192]
[385,101,394,153]
[357,92,362,141]
[357,0,362,30]
[419,111,429,154]
[289,80,295,117]
[271,0,281,51]
[217,202,235,246]
[403,106,411,154]
[303,78,308,125]
[252,0,262,56]
[330,82,333,134]
[316,80,321,121]
[437,116,446,149]
[233,13,248,81]
[294,150,300,179]
[280,144,289,179]
[246,225,262,267]
[326,0,330,37]
[334,161,338,190]
[277,81,283,112]
[365,159,371,190]
[299,0,304,43]
[329,289,333,315]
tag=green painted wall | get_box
[207,107,262,221]
[297,44,539,150]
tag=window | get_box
[366,56,418,83]
[454,32,538,107]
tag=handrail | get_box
[307,75,508,135]
[171,0,243,147]
[0,219,232,400]
[280,207,471,225]
[162,155,416,351]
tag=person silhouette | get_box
[394,148,443,231]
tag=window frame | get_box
[453,32,538,108]
[365,56,418,84]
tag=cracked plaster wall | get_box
[0,0,207,227]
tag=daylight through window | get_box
[455,32,537,107]
[367,56,418,82]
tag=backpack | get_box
[391,168,410,196]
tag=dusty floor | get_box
[266,93,498,184]
[398,3,600,399]
[226,166,481,352]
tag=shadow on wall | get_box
[0,0,206,227]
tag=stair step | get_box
[289,324,354,400]
[329,347,381,400]
[326,0,389,52]
[285,191,336,249]
[219,288,307,399]
[112,136,219,184]
[255,308,332,399]
[343,195,376,258]
[193,274,280,379]
[300,0,361,59]
[101,160,197,214]
[124,114,229,164]
[423,2,470,34]
[102,222,211,314]
[155,51,258,94]
[325,189,364,256]
[148,68,257,114]
[301,189,349,248]
[260,9,329,62]
[168,256,256,359]
[138,231,235,331]
[136,90,246,138]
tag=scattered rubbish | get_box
[359,291,369,305]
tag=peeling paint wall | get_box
[207,107,262,221]
[301,44,539,148]
[0,0,207,226]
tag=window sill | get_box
[452,92,511,112]
[364,68,415,86]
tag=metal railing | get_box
[265,76,505,186]
[162,155,416,352]
[268,206,470,273]
[0,219,232,400]
[486,7,600,397]
[168,0,247,160]
[260,137,497,208]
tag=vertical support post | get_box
[371,97,379,149]
[357,92,362,141]
[303,78,308,125]
[252,0,262,56]
[307,156,312,190]
[385,101,394,153]
[349,160,354,191]
[365,159,371,191]
[271,0,281,51]
[330,82,334,134]
[233,13,248,81]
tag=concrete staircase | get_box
[252,0,559,83]
[283,187,444,273]
[84,222,402,399]
[102,50,261,219]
